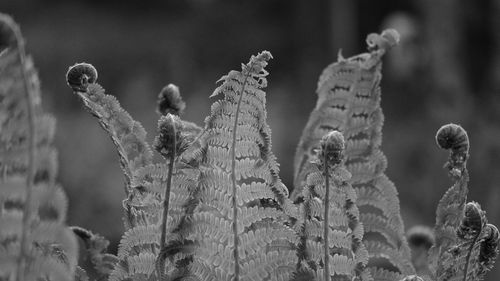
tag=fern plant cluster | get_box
[0,13,499,281]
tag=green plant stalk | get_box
[157,119,177,277]
[323,157,330,280]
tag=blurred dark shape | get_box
[407,225,434,277]
[156,84,185,116]
[382,12,421,80]
[0,14,16,51]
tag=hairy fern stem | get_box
[157,117,177,278]
[323,155,330,280]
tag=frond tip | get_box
[66,63,98,92]
[366,29,400,52]
[436,123,469,153]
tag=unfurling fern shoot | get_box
[435,123,469,178]
[156,84,186,116]
[152,114,188,276]
[295,131,370,281]
[66,63,98,92]
[429,124,499,281]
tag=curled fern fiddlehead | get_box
[66,62,98,92]
[435,123,469,178]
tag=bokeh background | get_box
[2,0,500,279]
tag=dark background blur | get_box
[2,0,500,279]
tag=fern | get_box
[1,13,496,281]
[67,65,201,280]
[0,13,78,281]
[66,63,153,203]
[293,131,370,280]
[293,29,414,278]
[426,124,499,281]
[168,51,298,281]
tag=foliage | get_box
[0,13,77,281]
[0,13,498,281]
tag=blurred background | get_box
[1,0,500,279]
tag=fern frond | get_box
[369,267,403,281]
[293,29,413,278]
[170,51,298,281]
[94,84,201,281]
[429,124,499,281]
[0,13,77,281]
[111,161,198,280]
[428,124,470,277]
[66,63,153,195]
[295,131,371,280]
[434,202,489,281]
[71,226,119,280]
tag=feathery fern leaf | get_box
[170,51,298,281]
[292,29,414,278]
[109,118,198,280]
[66,63,153,199]
[0,13,77,281]
[71,226,118,281]
[294,131,371,281]
[429,124,499,281]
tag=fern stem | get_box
[157,118,177,277]
[229,69,252,281]
[1,15,37,281]
[462,225,483,281]
[323,157,330,280]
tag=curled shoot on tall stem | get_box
[435,123,469,178]
[318,131,345,280]
[152,114,189,277]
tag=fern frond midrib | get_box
[230,65,254,281]
[157,119,177,277]
[323,155,330,280]
[77,91,134,187]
